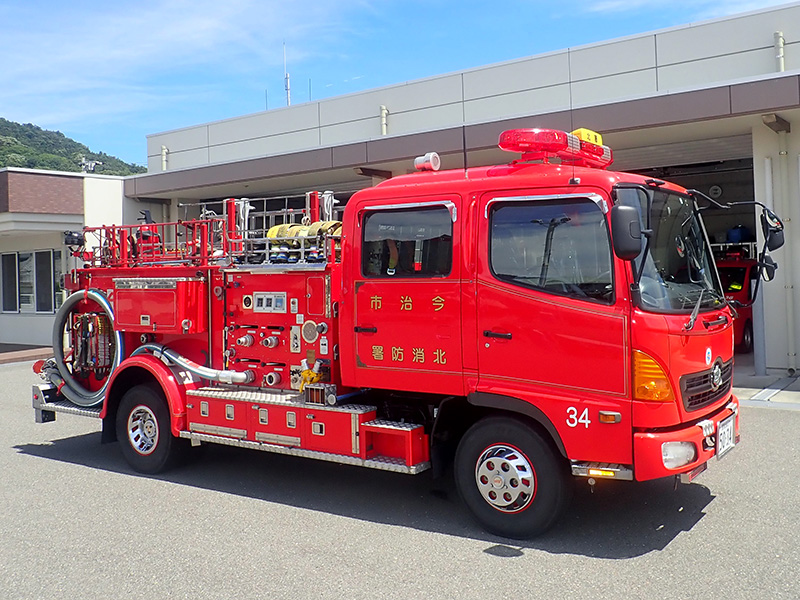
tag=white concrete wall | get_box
[751,113,800,373]
[147,3,800,171]
[83,177,123,228]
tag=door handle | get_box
[703,315,729,329]
[354,326,378,333]
[483,330,512,340]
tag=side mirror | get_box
[761,254,778,282]
[761,208,785,251]
[610,205,643,260]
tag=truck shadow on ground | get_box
[15,432,714,560]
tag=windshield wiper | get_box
[684,290,704,331]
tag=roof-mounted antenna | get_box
[284,42,291,106]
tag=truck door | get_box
[348,198,464,395]
[475,192,632,464]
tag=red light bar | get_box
[498,128,569,154]
[498,128,613,169]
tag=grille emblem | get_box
[710,363,723,392]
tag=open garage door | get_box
[620,135,759,356]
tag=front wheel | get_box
[454,416,571,538]
[116,384,186,474]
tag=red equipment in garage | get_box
[32,128,784,538]
[715,250,759,353]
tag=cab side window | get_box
[362,206,452,278]
[490,198,613,303]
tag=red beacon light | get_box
[498,127,613,169]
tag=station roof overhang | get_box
[124,73,800,202]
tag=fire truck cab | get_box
[33,128,785,539]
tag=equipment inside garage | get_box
[635,158,757,249]
[635,158,759,353]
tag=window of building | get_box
[35,251,54,313]
[53,250,63,309]
[18,252,34,310]
[361,206,452,278]
[489,198,613,303]
[1,250,64,313]
[2,254,18,313]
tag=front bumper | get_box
[633,397,739,482]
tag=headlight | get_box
[662,441,697,469]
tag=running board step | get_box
[32,384,102,422]
[360,419,430,467]
[179,430,431,474]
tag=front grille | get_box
[680,359,733,412]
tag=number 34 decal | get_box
[566,406,591,428]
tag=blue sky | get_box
[0,0,793,166]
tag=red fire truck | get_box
[32,128,784,538]
[716,253,759,353]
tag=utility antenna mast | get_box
[284,42,291,106]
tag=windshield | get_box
[617,185,725,312]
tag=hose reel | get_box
[51,289,124,407]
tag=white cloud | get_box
[0,0,371,131]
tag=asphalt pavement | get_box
[1,356,799,599]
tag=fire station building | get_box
[6,3,800,375]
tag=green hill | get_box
[0,118,145,176]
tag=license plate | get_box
[716,413,736,460]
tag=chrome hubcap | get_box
[475,444,535,513]
[127,405,159,455]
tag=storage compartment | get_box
[114,278,207,334]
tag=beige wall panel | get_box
[462,53,569,100]
[571,70,658,108]
[208,104,320,146]
[208,129,320,164]
[147,126,209,157]
[163,148,211,170]
[463,84,570,123]
[570,36,656,81]
[388,104,464,135]
[657,48,775,91]
[655,5,800,65]
[785,41,800,71]
[320,117,381,146]
[319,75,463,126]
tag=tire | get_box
[739,321,753,354]
[116,384,186,474]
[455,416,571,539]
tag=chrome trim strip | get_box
[570,461,634,481]
[187,387,376,414]
[351,413,361,455]
[114,277,200,289]
[485,193,607,218]
[254,432,301,446]
[188,422,247,439]
[361,200,457,222]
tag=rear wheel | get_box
[116,384,186,474]
[455,416,570,538]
